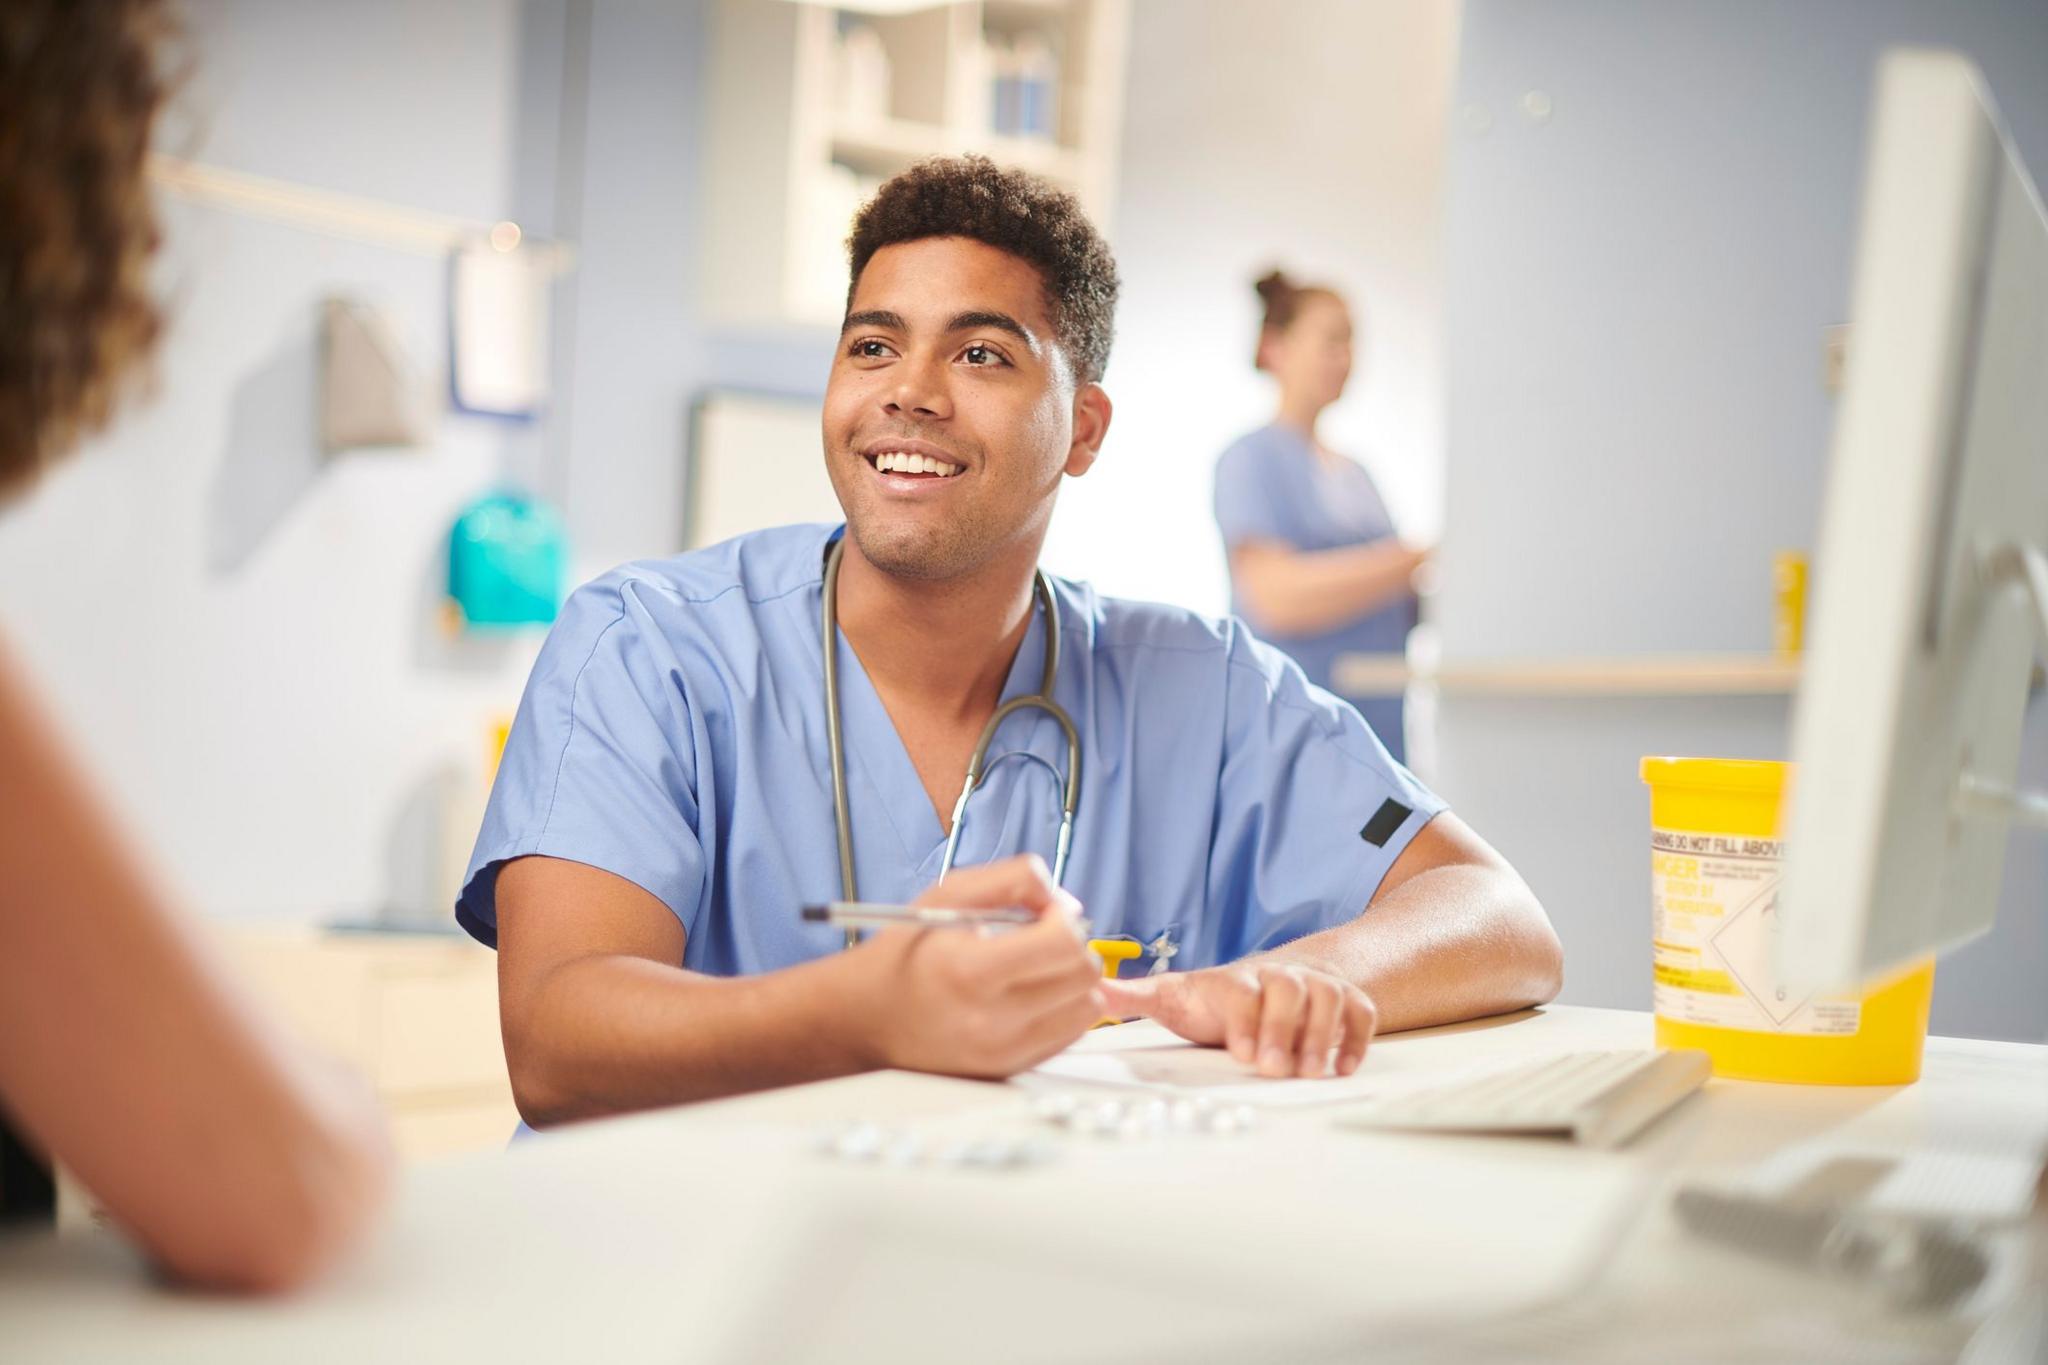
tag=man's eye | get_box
[852,339,891,359]
[963,344,1003,366]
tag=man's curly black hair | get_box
[845,155,1119,386]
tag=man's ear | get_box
[1064,383,1112,478]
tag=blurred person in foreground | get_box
[0,0,391,1292]
[1213,270,1431,764]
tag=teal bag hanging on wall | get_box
[446,489,566,630]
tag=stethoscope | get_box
[821,537,1082,950]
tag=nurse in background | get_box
[1213,270,1430,763]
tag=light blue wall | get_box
[1438,0,2048,1040]
[547,1,716,572]
[533,1,835,570]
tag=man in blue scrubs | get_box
[460,157,1562,1126]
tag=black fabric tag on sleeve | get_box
[1359,798,1412,848]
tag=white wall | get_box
[1041,0,1460,614]
[1437,0,2048,1040]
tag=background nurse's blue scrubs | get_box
[1214,422,1417,761]
[457,523,1445,980]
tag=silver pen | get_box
[800,901,1038,932]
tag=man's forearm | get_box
[505,951,878,1126]
[1264,864,1563,1033]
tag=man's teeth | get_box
[872,451,962,477]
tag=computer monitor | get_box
[1780,48,2048,994]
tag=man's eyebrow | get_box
[840,309,905,335]
[945,310,1036,347]
[839,307,1040,350]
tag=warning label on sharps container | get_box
[1649,827,1861,1036]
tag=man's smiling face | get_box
[823,235,1094,582]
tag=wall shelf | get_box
[829,115,956,169]
[704,0,1128,327]
[147,153,574,270]
[827,116,1083,180]
[1333,652,1803,699]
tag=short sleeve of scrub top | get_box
[1212,433,1294,548]
[456,576,707,949]
[1204,618,1446,961]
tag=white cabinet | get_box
[54,927,519,1231]
[218,927,520,1158]
[703,0,1130,326]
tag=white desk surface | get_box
[3,1006,2042,1363]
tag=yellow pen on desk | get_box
[1087,939,1144,1027]
[1088,938,1143,978]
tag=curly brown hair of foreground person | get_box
[0,0,171,498]
[846,155,1120,386]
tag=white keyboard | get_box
[1337,1049,1711,1149]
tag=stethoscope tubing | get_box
[821,538,1082,949]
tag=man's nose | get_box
[885,353,951,421]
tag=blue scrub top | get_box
[1213,422,1417,763]
[457,523,1445,977]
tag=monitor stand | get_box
[1952,542,2048,831]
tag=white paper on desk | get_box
[1020,1021,1498,1109]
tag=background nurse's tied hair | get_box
[1252,268,1342,370]
[845,154,1120,386]
[0,0,172,500]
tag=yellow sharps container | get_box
[1640,757,1934,1085]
